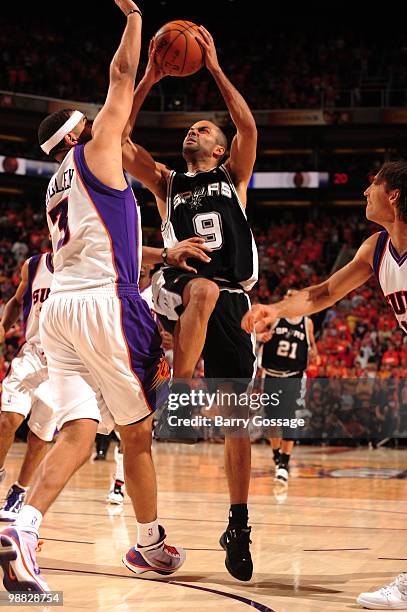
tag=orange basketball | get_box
[153,20,204,77]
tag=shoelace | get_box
[380,574,407,598]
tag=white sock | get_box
[137,519,160,547]
[114,446,124,482]
[15,481,29,492]
[14,505,42,536]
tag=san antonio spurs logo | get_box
[189,186,206,210]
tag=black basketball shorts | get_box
[262,373,306,439]
[152,267,256,380]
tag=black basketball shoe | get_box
[219,526,253,581]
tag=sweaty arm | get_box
[85,2,142,189]
[120,38,170,217]
[0,260,28,342]
[242,233,379,333]
[197,27,257,205]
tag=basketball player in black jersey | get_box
[122,27,257,581]
[258,290,317,485]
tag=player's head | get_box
[364,160,407,224]
[182,120,227,165]
[140,262,153,280]
[38,109,92,160]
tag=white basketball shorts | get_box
[39,286,170,434]
[1,343,56,442]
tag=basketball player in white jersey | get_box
[0,253,56,520]
[122,28,258,582]
[0,1,188,594]
[242,160,407,609]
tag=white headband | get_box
[40,110,84,155]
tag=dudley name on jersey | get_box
[162,165,258,291]
[374,230,407,334]
[262,316,310,376]
[23,253,53,346]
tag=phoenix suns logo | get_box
[151,356,171,390]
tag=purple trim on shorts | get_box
[22,255,42,336]
[118,293,169,415]
[74,145,140,285]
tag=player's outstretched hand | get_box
[241,303,279,334]
[0,322,5,343]
[196,26,220,73]
[115,0,141,17]
[145,38,166,83]
[167,237,212,273]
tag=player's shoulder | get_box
[356,231,387,264]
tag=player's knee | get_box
[119,420,153,452]
[187,280,220,311]
[27,429,48,450]
[0,412,23,436]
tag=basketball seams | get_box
[155,21,202,76]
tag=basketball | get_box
[153,20,204,77]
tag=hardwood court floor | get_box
[1,442,407,611]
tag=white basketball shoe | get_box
[357,573,407,609]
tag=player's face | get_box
[76,115,93,145]
[364,177,396,224]
[182,122,218,158]
[139,263,152,280]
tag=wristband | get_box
[161,247,168,264]
[127,8,142,17]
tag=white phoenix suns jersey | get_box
[23,253,53,345]
[45,144,142,293]
[374,230,407,333]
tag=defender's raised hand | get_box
[114,0,141,16]
[241,303,279,334]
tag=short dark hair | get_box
[214,125,228,165]
[376,160,407,223]
[38,108,73,158]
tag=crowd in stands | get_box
[0,21,406,111]
[1,200,406,439]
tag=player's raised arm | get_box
[0,260,29,342]
[197,26,257,202]
[242,233,379,333]
[85,0,142,188]
[122,40,170,207]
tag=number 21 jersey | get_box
[162,165,258,291]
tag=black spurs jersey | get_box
[261,316,310,376]
[161,164,258,290]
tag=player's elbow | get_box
[239,119,257,138]
[110,59,134,82]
